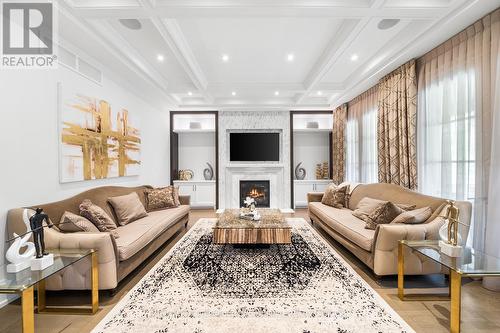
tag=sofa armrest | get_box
[307,192,324,203]
[372,217,446,276]
[179,195,190,205]
[44,227,118,290]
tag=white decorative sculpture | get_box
[5,210,36,272]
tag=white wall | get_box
[178,132,216,181]
[0,64,170,306]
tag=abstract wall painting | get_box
[59,88,141,183]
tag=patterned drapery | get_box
[377,60,418,190]
[332,104,347,184]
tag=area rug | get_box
[92,218,414,333]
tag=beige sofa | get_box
[308,183,472,276]
[7,185,190,291]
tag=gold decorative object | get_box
[444,200,460,246]
[315,164,323,180]
[322,161,329,179]
[61,94,141,182]
[178,169,194,180]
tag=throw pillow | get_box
[144,186,178,211]
[321,184,349,209]
[59,211,99,233]
[79,199,117,233]
[108,192,148,226]
[352,197,416,221]
[391,206,432,224]
[365,202,404,230]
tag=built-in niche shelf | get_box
[291,111,333,209]
[173,129,216,134]
[293,128,332,133]
[170,112,218,209]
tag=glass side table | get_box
[0,249,98,333]
[398,240,500,333]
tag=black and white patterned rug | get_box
[92,218,414,333]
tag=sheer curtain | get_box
[346,86,378,183]
[417,9,500,253]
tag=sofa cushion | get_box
[79,199,117,231]
[392,206,432,224]
[108,192,148,226]
[365,202,403,230]
[309,202,375,252]
[59,211,99,233]
[114,205,189,261]
[144,186,179,211]
[321,184,349,208]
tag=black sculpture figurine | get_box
[29,208,54,258]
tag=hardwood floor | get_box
[1,209,499,333]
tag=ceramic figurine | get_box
[203,162,214,180]
[5,209,36,272]
[294,162,306,180]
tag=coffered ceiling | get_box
[58,0,500,111]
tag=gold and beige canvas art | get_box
[60,93,141,183]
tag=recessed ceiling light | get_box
[350,54,359,61]
[317,91,323,96]
[188,91,193,96]
[287,53,295,62]
[274,91,280,96]
[231,91,236,96]
[118,19,142,30]
[157,54,165,62]
[222,54,229,62]
[377,19,400,30]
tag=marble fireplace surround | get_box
[218,111,291,211]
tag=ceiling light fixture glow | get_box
[188,91,193,96]
[350,54,359,61]
[157,54,165,62]
[222,54,229,62]
[317,91,323,96]
[274,91,279,96]
[231,91,236,96]
[287,53,295,62]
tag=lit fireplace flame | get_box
[248,188,265,198]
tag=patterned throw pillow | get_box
[365,202,404,230]
[59,211,100,233]
[145,186,179,211]
[391,206,432,224]
[321,184,349,209]
[79,199,117,233]
[352,197,416,221]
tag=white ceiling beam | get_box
[70,6,444,19]
[295,18,369,104]
[57,1,178,107]
[137,0,214,104]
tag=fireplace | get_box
[239,180,270,208]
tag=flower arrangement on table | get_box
[240,197,261,221]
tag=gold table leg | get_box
[450,270,462,333]
[398,241,404,300]
[21,287,34,333]
[37,251,99,315]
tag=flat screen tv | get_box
[230,132,279,162]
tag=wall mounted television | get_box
[230,132,280,162]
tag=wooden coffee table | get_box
[213,209,291,244]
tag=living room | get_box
[1,0,500,332]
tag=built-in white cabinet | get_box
[294,180,332,208]
[174,180,216,209]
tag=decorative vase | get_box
[294,162,306,180]
[203,162,214,180]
